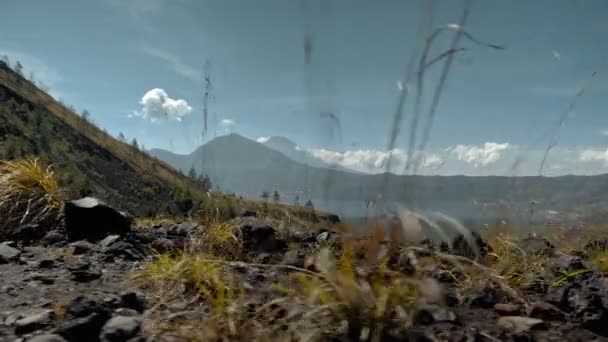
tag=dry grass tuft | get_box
[189,223,244,260]
[133,252,236,311]
[486,233,546,287]
[0,158,63,239]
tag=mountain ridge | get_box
[150,133,608,221]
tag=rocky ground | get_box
[2,199,608,341]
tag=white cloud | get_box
[256,136,270,143]
[601,130,608,136]
[304,148,440,173]
[135,88,192,122]
[141,47,200,81]
[580,148,608,165]
[447,142,511,167]
[420,154,445,169]
[307,148,406,172]
[218,119,236,134]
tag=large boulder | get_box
[64,198,133,242]
[451,231,492,260]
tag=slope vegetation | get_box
[0,62,206,216]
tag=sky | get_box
[1,0,608,176]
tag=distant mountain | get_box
[150,134,608,222]
[259,136,352,171]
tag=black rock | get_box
[42,231,66,247]
[66,258,102,282]
[10,223,47,243]
[451,231,492,260]
[470,282,502,309]
[70,241,99,255]
[64,197,133,242]
[0,242,20,263]
[102,241,146,262]
[580,307,608,337]
[119,292,145,313]
[57,296,111,342]
[38,258,56,269]
[241,225,287,253]
[56,313,111,341]
[290,231,317,244]
[241,210,257,218]
[100,316,141,342]
[319,214,341,224]
[167,222,198,237]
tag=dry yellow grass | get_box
[0,158,63,239]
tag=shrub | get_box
[0,158,63,240]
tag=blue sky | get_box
[2,0,608,176]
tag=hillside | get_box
[151,134,608,222]
[0,62,209,216]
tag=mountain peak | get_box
[258,136,298,149]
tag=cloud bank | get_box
[447,142,512,167]
[135,88,192,122]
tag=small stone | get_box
[99,235,120,248]
[119,292,145,313]
[494,303,523,316]
[316,232,330,243]
[65,257,102,282]
[529,302,565,321]
[100,316,141,342]
[26,272,55,285]
[0,242,21,263]
[102,241,145,261]
[14,310,54,335]
[38,259,56,269]
[414,306,458,325]
[26,334,67,342]
[42,231,66,246]
[113,308,139,317]
[470,283,501,309]
[70,241,98,255]
[497,316,546,334]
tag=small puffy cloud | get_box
[601,130,608,136]
[580,148,608,165]
[136,88,192,122]
[447,142,511,167]
[218,119,236,134]
[256,136,270,143]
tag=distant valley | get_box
[150,134,608,224]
